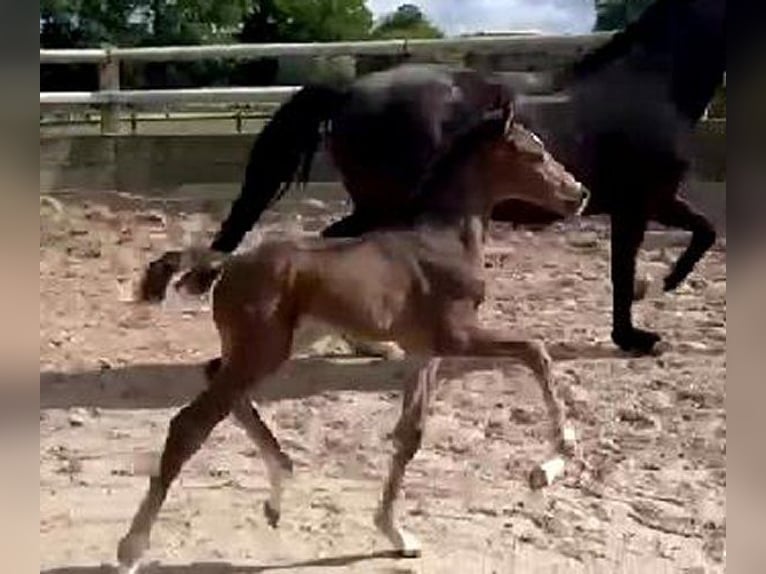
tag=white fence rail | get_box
[40,33,612,64]
[40,33,614,134]
[40,86,302,107]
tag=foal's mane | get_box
[571,0,679,80]
[408,111,508,211]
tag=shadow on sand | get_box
[40,355,424,411]
[41,550,412,573]
[40,341,658,412]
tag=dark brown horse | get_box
[121,112,588,572]
[197,0,725,355]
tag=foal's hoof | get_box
[374,511,422,558]
[263,500,281,529]
[345,338,406,361]
[560,424,578,458]
[611,327,662,355]
[117,533,149,574]
[529,456,566,490]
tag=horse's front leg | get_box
[375,358,440,557]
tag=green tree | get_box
[40,0,251,48]
[593,0,655,31]
[371,3,443,40]
[40,0,145,47]
[239,0,372,43]
[148,0,251,45]
[235,0,372,85]
[272,0,373,42]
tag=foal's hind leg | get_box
[650,195,716,294]
[116,364,248,573]
[321,210,374,238]
[375,358,440,558]
[206,358,294,529]
[231,400,293,528]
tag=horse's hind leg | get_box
[610,211,660,353]
[649,195,716,293]
[375,358,440,558]
[116,362,249,573]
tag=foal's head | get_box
[484,108,589,217]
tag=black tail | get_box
[211,84,349,253]
[138,247,226,303]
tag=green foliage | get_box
[40,0,251,48]
[39,0,435,88]
[235,0,372,86]
[274,0,373,42]
[40,0,438,48]
[593,0,655,31]
[238,0,373,44]
[371,3,443,40]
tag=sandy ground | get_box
[40,194,726,573]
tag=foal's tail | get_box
[137,247,227,303]
[210,84,350,254]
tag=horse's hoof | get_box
[117,533,149,574]
[263,500,280,528]
[611,327,661,355]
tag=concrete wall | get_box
[40,120,725,189]
[40,133,339,195]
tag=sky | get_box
[367,0,597,36]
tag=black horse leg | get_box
[652,196,716,292]
[610,211,660,354]
[321,210,376,238]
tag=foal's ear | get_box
[503,101,515,133]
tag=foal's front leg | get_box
[447,329,577,466]
[375,358,440,557]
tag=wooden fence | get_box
[40,33,614,134]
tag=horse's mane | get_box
[408,111,508,211]
[570,0,677,80]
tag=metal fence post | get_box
[99,47,120,134]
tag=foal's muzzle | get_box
[575,184,590,216]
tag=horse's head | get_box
[485,107,589,218]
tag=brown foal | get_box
[120,108,588,572]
